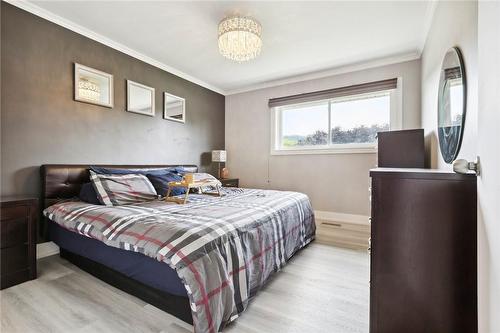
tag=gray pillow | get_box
[90,171,158,206]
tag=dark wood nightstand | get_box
[219,178,239,188]
[1,196,38,289]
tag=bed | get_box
[41,164,316,333]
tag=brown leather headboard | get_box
[40,164,198,210]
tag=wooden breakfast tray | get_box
[165,180,221,204]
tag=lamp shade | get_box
[212,150,227,162]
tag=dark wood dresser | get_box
[1,196,38,289]
[369,168,477,333]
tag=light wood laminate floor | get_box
[1,243,369,333]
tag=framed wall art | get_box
[127,80,155,116]
[74,63,114,108]
[163,92,185,123]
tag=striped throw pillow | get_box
[90,171,158,206]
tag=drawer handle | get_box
[322,222,342,228]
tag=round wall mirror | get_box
[438,47,467,164]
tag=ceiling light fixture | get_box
[218,16,262,62]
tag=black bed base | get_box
[59,249,193,325]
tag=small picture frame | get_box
[127,80,155,116]
[74,63,114,108]
[163,92,185,123]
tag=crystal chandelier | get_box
[218,16,262,62]
[78,78,101,101]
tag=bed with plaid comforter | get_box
[43,188,315,333]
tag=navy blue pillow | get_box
[146,172,186,197]
[79,183,101,205]
[90,166,185,176]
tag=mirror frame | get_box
[437,46,467,164]
[163,92,186,123]
[126,80,155,117]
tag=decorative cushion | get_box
[89,166,185,176]
[146,172,186,197]
[79,183,101,205]
[90,171,158,206]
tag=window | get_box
[270,80,401,155]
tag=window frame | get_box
[270,80,403,155]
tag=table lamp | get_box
[211,150,227,179]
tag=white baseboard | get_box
[314,210,370,226]
[314,210,370,249]
[37,242,60,259]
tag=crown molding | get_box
[225,51,421,95]
[5,0,226,95]
[418,0,438,55]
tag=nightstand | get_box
[1,196,38,289]
[219,178,239,188]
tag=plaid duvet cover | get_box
[44,188,315,333]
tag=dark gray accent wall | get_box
[0,3,225,196]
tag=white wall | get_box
[421,1,500,331]
[420,0,478,169]
[226,59,421,216]
[477,1,500,332]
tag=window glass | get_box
[275,90,394,152]
[330,93,390,144]
[281,102,329,147]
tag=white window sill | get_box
[270,146,377,156]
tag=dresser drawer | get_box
[1,269,31,290]
[1,244,30,273]
[0,205,28,221]
[0,197,37,290]
[1,217,28,248]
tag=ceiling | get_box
[20,1,434,95]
